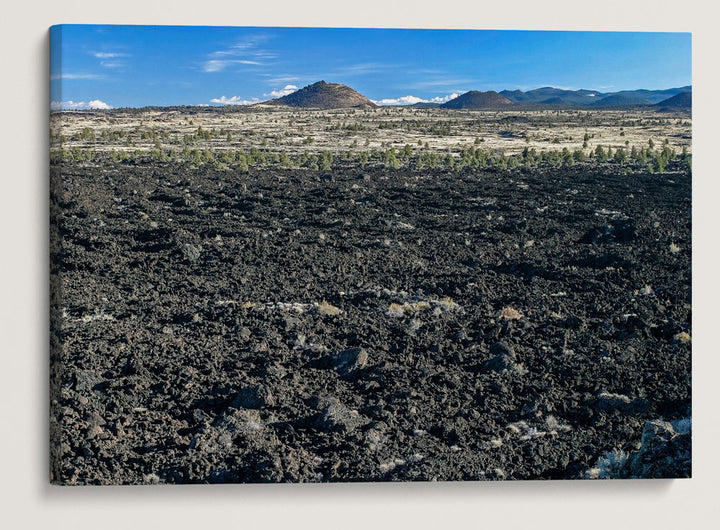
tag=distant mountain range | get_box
[258,81,691,111]
[498,86,692,107]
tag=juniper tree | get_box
[594,145,607,162]
[613,148,627,164]
[320,151,333,171]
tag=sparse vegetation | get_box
[316,300,342,316]
[49,106,691,177]
[497,307,523,320]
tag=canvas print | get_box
[49,25,691,485]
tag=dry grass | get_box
[386,303,406,317]
[674,331,691,343]
[497,306,523,320]
[405,301,431,313]
[316,300,342,316]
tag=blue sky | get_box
[50,25,692,109]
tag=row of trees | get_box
[50,143,691,174]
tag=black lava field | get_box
[50,162,691,484]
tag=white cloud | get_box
[93,52,130,58]
[374,95,426,106]
[209,95,260,106]
[430,93,461,103]
[374,93,461,106]
[333,62,395,76]
[203,36,276,73]
[265,75,301,84]
[203,61,224,73]
[88,99,112,109]
[264,85,298,98]
[204,59,262,73]
[50,73,103,81]
[50,100,113,110]
[50,101,76,110]
[91,52,130,69]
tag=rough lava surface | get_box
[50,161,691,484]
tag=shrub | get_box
[305,154,319,170]
[497,307,523,320]
[613,148,627,164]
[149,148,168,162]
[320,151,333,171]
[594,145,607,162]
[383,148,400,169]
[236,154,249,172]
[561,147,572,164]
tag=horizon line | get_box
[49,81,693,111]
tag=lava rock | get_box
[334,347,369,376]
[74,370,104,393]
[628,419,691,478]
[214,408,265,435]
[587,418,691,479]
[579,219,636,245]
[594,391,649,413]
[180,243,202,262]
[482,342,518,373]
[316,402,367,433]
[232,385,276,409]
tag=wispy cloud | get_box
[50,99,113,110]
[409,68,447,75]
[93,52,130,59]
[204,59,263,73]
[319,62,398,80]
[92,51,130,69]
[264,85,298,98]
[374,92,461,106]
[269,62,399,85]
[50,73,104,81]
[335,62,394,76]
[263,75,302,84]
[203,36,276,73]
[411,78,474,89]
[209,95,260,106]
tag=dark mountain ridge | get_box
[262,81,377,109]
[441,90,514,109]
[654,91,692,111]
[500,85,691,107]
